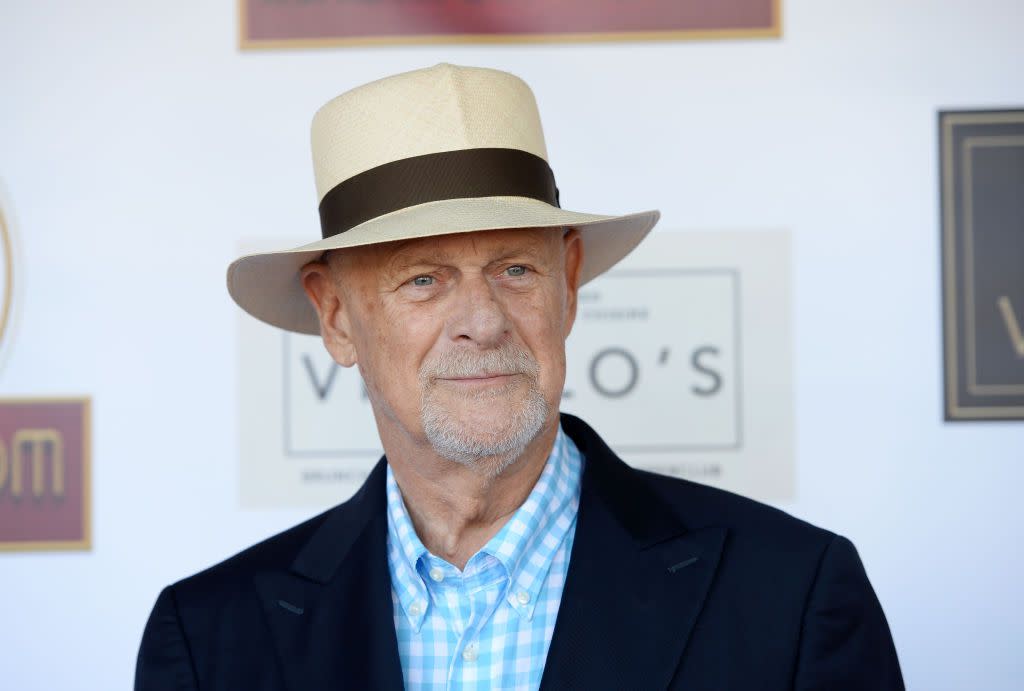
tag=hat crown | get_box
[310,63,550,203]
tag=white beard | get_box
[419,343,549,476]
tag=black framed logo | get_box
[941,110,1024,420]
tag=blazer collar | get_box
[254,413,726,690]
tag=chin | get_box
[420,390,550,466]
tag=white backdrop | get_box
[2,1,1023,688]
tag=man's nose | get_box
[445,273,511,347]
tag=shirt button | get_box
[517,591,531,605]
[408,602,423,617]
[462,644,478,662]
[428,567,444,582]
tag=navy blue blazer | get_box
[136,413,903,690]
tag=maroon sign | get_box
[0,399,90,551]
[241,0,780,48]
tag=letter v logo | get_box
[997,296,1024,358]
[302,354,340,400]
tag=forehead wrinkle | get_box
[383,239,460,275]
[324,240,424,284]
[500,234,560,260]
[444,227,563,263]
[493,228,564,268]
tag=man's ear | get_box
[561,227,584,338]
[300,258,358,367]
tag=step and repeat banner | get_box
[0,2,1019,548]
[6,5,1024,690]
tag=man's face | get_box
[303,227,583,473]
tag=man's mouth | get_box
[442,372,516,378]
[436,373,519,384]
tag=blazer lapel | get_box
[541,415,728,690]
[253,460,404,691]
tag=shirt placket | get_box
[448,559,507,689]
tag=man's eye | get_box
[411,275,434,287]
[505,265,528,277]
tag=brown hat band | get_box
[318,147,561,239]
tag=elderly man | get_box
[136,63,903,690]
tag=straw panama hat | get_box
[227,62,660,335]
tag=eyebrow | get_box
[384,252,453,276]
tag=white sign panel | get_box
[238,230,792,508]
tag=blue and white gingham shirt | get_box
[386,425,583,690]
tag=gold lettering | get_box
[998,296,1024,358]
[8,429,64,499]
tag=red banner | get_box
[241,0,779,47]
[0,399,90,551]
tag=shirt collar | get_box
[385,424,583,628]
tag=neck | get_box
[384,417,559,570]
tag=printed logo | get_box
[0,399,91,551]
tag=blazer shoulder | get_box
[636,468,835,551]
[168,506,329,600]
[562,412,836,556]
[160,459,387,613]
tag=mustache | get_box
[420,343,540,381]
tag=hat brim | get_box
[227,195,660,335]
